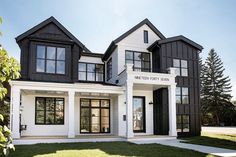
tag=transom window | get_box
[80,99,110,133]
[36,45,65,74]
[107,58,112,81]
[176,87,189,104]
[173,59,188,76]
[35,97,64,125]
[78,62,104,82]
[177,114,190,133]
[125,50,151,72]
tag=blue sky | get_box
[0,0,236,99]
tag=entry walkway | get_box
[131,139,236,157]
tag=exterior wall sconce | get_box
[149,101,153,105]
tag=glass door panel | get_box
[133,97,145,132]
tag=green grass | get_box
[181,132,236,150]
[8,142,214,157]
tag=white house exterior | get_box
[10,17,203,143]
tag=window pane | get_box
[101,100,109,107]
[177,124,182,132]
[173,59,180,67]
[181,68,188,76]
[36,98,45,110]
[126,60,133,64]
[79,72,86,81]
[57,48,65,60]
[134,61,141,69]
[87,72,95,81]
[37,45,45,59]
[91,100,100,107]
[55,112,64,124]
[46,111,55,124]
[91,108,100,116]
[87,64,95,72]
[176,96,181,104]
[182,96,189,104]
[56,99,64,111]
[101,109,109,117]
[81,99,90,107]
[144,31,148,43]
[81,108,90,117]
[36,111,44,124]
[182,88,189,96]
[81,125,90,133]
[183,115,189,123]
[126,51,133,60]
[183,124,190,132]
[175,68,180,76]
[177,115,182,123]
[101,124,109,133]
[142,53,150,61]
[134,52,142,60]
[46,60,56,73]
[176,87,181,95]
[142,62,150,70]
[96,64,104,73]
[96,73,103,82]
[36,59,45,72]
[47,47,56,59]
[56,61,65,74]
[181,60,188,68]
[101,117,109,125]
[46,98,55,111]
[79,63,86,71]
[91,124,100,133]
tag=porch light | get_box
[149,101,153,105]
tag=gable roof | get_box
[15,16,91,53]
[103,18,165,61]
[148,35,203,51]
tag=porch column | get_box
[12,87,21,139]
[68,90,75,138]
[168,84,177,136]
[126,82,134,138]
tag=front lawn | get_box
[8,142,213,157]
[181,132,236,150]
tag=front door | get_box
[133,97,145,132]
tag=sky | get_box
[0,0,236,99]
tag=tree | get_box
[201,49,234,126]
[0,17,20,156]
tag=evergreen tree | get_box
[201,49,233,126]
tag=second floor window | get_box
[177,114,190,133]
[176,87,189,104]
[144,30,148,43]
[125,51,150,72]
[78,62,104,82]
[173,59,188,76]
[107,58,112,81]
[36,45,65,74]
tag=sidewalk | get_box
[131,139,236,157]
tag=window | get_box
[125,51,150,72]
[176,87,189,104]
[80,99,110,133]
[173,59,188,76]
[35,97,64,125]
[107,58,112,81]
[78,63,104,82]
[144,30,148,43]
[36,45,65,74]
[177,115,190,133]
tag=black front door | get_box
[133,97,145,132]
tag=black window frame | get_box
[78,62,104,82]
[177,114,190,133]
[36,45,66,75]
[173,59,188,77]
[176,87,189,104]
[125,50,151,72]
[35,97,65,125]
[107,58,112,81]
[144,30,148,43]
[80,98,110,133]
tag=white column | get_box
[168,84,177,136]
[126,82,134,138]
[12,87,21,139]
[68,90,75,138]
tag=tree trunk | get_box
[215,113,220,126]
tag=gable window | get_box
[176,87,189,104]
[36,45,65,74]
[125,50,150,72]
[144,30,148,43]
[78,62,104,82]
[177,114,190,133]
[173,59,188,76]
[35,97,64,125]
[107,58,112,81]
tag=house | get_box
[10,17,203,143]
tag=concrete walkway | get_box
[131,139,236,157]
